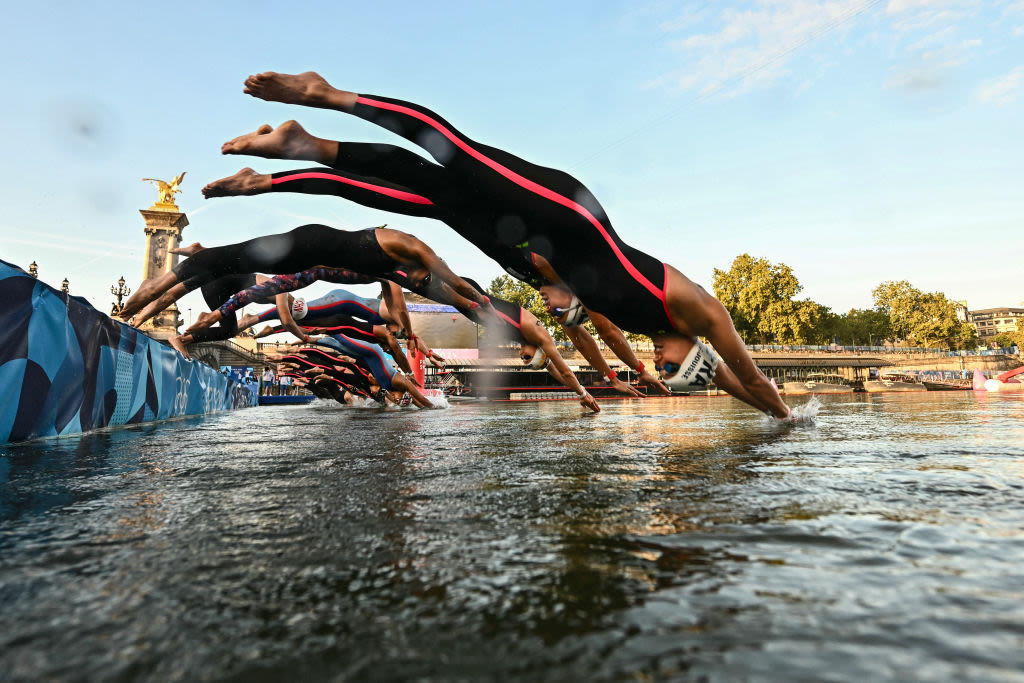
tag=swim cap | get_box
[662,339,719,391]
[555,295,589,328]
[527,347,550,370]
[291,297,308,320]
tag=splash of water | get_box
[789,396,822,423]
[764,395,822,425]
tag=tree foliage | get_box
[872,280,977,350]
[486,275,574,342]
[712,254,823,344]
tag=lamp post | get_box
[28,261,38,278]
[61,278,69,294]
[110,276,131,316]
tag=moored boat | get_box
[863,373,927,392]
[782,373,854,394]
[922,380,971,391]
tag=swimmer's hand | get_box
[610,376,644,398]
[638,368,672,396]
[580,391,601,413]
[188,310,223,333]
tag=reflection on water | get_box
[1,393,1023,681]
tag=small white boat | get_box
[782,373,854,394]
[863,373,927,393]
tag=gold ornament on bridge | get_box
[142,172,187,210]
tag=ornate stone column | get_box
[137,174,188,340]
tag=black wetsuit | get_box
[265,95,679,336]
[171,225,398,296]
[189,274,259,343]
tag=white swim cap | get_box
[555,295,590,328]
[527,347,550,370]
[291,297,308,320]
[662,339,719,391]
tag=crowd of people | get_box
[119,71,797,419]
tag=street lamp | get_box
[28,261,38,278]
[61,278,69,294]
[110,276,131,316]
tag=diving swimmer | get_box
[206,71,791,418]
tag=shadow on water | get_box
[2,393,1024,681]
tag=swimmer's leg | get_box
[130,282,188,328]
[118,271,180,319]
[207,164,443,220]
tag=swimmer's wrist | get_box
[578,388,590,399]
[606,371,618,381]
[635,362,646,374]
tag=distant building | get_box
[952,300,968,322]
[967,307,1024,341]
[404,292,478,349]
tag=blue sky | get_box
[1,0,1021,325]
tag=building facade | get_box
[968,307,1024,341]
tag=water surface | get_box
[2,393,1023,681]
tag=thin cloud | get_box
[0,235,138,260]
[656,0,880,98]
[976,65,1024,103]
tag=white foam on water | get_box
[763,395,822,426]
[789,396,822,423]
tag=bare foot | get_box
[237,312,259,330]
[202,168,271,199]
[169,335,192,359]
[219,121,325,162]
[188,310,223,333]
[243,71,342,108]
[169,242,205,257]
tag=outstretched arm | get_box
[587,311,670,395]
[562,325,644,398]
[380,281,415,341]
[521,313,600,413]
[376,327,414,374]
[275,294,312,342]
[392,373,440,409]
[380,230,491,309]
[700,297,791,419]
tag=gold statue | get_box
[142,172,187,207]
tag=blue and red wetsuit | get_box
[255,287,387,326]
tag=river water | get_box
[1,392,1022,682]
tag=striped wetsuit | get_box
[189,274,259,343]
[217,267,377,319]
[256,288,387,326]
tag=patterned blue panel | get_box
[0,259,257,445]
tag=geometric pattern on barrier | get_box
[0,258,257,445]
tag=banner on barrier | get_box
[0,259,256,445]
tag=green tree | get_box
[992,332,1016,348]
[487,275,571,342]
[872,280,972,349]
[712,254,822,344]
[840,308,892,346]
